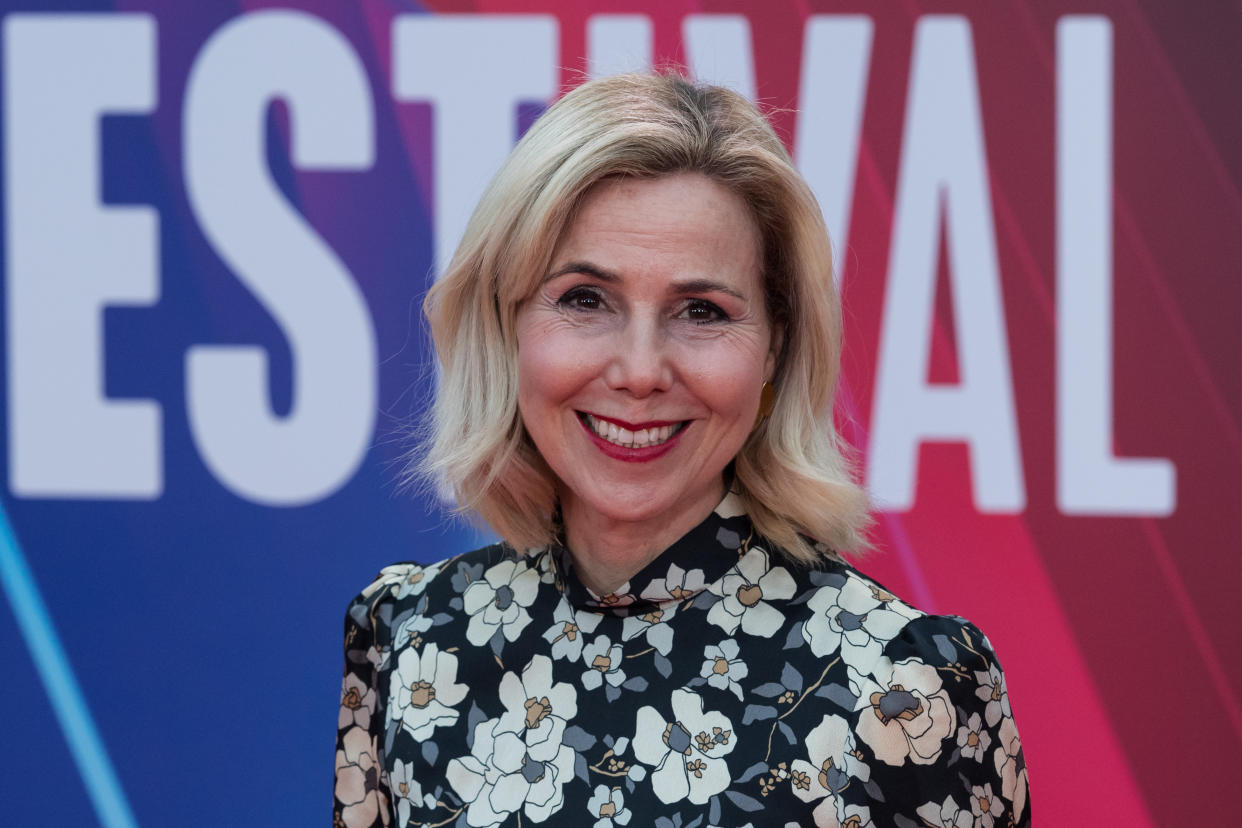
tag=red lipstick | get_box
[577,412,689,463]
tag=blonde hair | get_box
[418,72,869,563]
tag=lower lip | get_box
[578,417,687,463]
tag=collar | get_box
[550,491,756,616]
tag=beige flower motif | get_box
[334,726,391,827]
[993,715,1028,822]
[338,673,376,730]
[854,658,956,766]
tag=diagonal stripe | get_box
[0,507,139,828]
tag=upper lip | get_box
[580,411,686,431]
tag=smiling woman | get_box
[516,174,775,594]
[334,72,1030,828]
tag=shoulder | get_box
[342,543,539,652]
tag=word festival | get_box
[2,10,1174,516]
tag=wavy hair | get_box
[416,72,869,563]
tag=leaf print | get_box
[741,704,777,724]
[336,499,1030,827]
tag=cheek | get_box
[517,331,586,417]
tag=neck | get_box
[561,482,725,596]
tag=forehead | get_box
[551,173,763,288]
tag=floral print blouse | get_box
[334,494,1030,828]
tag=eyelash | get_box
[554,287,730,325]
[679,299,729,325]
[556,286,605,312]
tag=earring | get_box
[753,381,776,429]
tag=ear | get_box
[764,322,784,383]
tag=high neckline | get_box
[549,491,756,615]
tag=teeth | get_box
[585,415,681,449]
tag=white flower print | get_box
[956,711,991,762]
[494,655,579,752]
[389,642,469,741]
[447,705,576,828]
[633,688,737,805]
[640,561,706,602]
[338,672,376,730]
[542,598,602,661]
[462,558,540,646]
[706,548,796,637]
[854,658,956,766]
[334,726,391,827]
[622,603,677,655]
[390,758,424,827]
[699,640,748,700]
[802,576,919,670]
[586,784,632,828]
[789,714,871,828]
[993,715,1028,822]
[915,795,974,828]
[580,635,626,691]
[394,560,443,599]
[974,662,1012,727]
[835,804,874,828]
[970,783,1005,828]
[359,563,412,600]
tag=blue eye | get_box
[557,286,605,312]
[681,299,728,324]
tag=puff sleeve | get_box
[333,576,396,828]
[851,614,1031,827]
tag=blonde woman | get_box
[334,73,1029,828]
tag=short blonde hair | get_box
[418,72,869,563]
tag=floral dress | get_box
[334,494,1030,828]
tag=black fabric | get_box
[333,495,1030,828]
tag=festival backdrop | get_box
[0,1,1237,825]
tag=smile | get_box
[579,413,687,449]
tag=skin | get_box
[515,173,777,595]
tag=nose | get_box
[602,317,673,398]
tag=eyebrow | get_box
[544,261,748,302]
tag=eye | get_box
[556,286,606,312]
[679,299,728,324]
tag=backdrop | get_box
[1,1,1238,826]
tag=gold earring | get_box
[753,381,775,428]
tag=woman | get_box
[334,73,1029,828]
